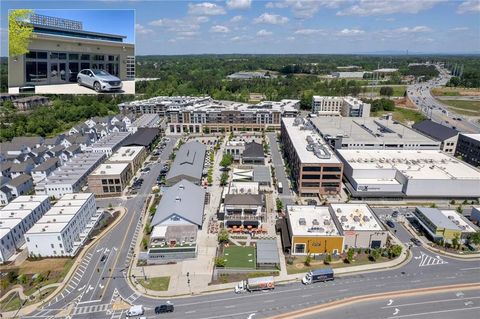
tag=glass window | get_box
[102,179,107,185]
[69,53,79,60]
[26,62,36,83]
[94,55,105,61]
[80,54,90,60]
[80,62,90,70]
[108,55,116,61]
[302,166,321,172]
[26,51,37,59]
[323,167,342,172]
[103,186,109,193]
[50,52,59,59]
[37,52,47,59]
[59,53,67,60]
[295,244,305,254]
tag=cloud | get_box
[231,35,252,41]
[147,17,206,35]
[257,29,273,36]
[338,28,365,36]
[337,0,441,16]
[393,26,432,33]
[451,27,469,31]
[457,0,480,14]
[135,24,153,35]
[148,19,164,27]
[267,0,345,19]
[294,28,324,35]
[254,13,289,25]
[210,25,230,33]
[226,0,251,10]
[230,15,243,23]
[188,2,226,16]
[286,36,295,41]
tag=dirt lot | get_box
[395,97,416,109]
[1,258,71,274]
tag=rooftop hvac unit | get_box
[324,219,331,225]
[362,216,370,222]
[312,219,319,225]
[299,218,306,226]
[353,216,360,222]
[340,215,348,222]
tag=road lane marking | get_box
[386,305,480,319]
[185,310,197,314]
[383,295,480,308]
[225,305,235,308]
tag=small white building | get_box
[312,96,370,117]
[85,131,131,157]
[225,141,245,161]
[127,114,160,133]
[25,193,100,257]
[0,195,51,263]
[329,203,388,250]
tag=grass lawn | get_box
[222,246,256,269]
[443,100,480,116]
[366,85,407,97]
[373,108,426,124]
[138,276,170,291]
[432,87,480,96]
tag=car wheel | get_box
[77,78,82,86]
[94,81,101,92]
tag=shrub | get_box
[217,229,229,244]
[388,245,403,258]
[215,257,226,267]
[324,253,332,265]
[304,253,312,266]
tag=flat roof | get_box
[91,163,129,176]
[440,210,477,233]
[311,117,439,146]
[330,204,384,231]
[461,134,480,142]
[131,114,159,127]
[287,205,341,237]
[227,182,259,195]
[282,117,340,164]
[416,207,460,231]
[338,149,480,180]
[108,146,145,162]
[90,132,130,149]
[256,239,280,264]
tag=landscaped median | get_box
[138,276,170,291]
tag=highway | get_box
[406,64,480,133]
[22,201,480,319]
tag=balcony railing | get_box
[225,213,263,221]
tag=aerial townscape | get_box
[0,1,480,319]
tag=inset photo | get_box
[8,9,135,94]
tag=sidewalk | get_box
[403,221,480,260]
[2,207,127,318]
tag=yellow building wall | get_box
[292,236,344,255]
[438,228,462,241]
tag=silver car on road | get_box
[77,69,123,92]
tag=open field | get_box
[432,87,480,96]
[372,107,426,124]
[366,85,407,97]
[138,276,170,291]
[443,100,480,117]
[222,246,256,269]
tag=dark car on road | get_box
[392,211,399,218]
[155,304,174,314]
[411,238,422,246]
[386,220,395,228]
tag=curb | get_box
[3,207,127,318]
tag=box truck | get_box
[302,268,334,285]
[234,276,275,293]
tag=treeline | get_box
[0,95,133,141]
[445,57,480,88]
[363,98,395,113]
[400,65,439,79]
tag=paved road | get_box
[407,64,480,133]
[301,288,480,319]
[267,132,294,206]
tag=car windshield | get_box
[91,69,110,76]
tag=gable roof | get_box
[412,120,458,142]
[167,141,206,182]
[151,179,206,227]
[7,174,32,187]
[243,141,264,158]
[32,158,59,172]
[11,136,44,148]
[123,128,160,147]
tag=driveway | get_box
[267,132,295,206]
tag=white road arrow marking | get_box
[247,314,256,319]
[387,299,394,306]
[465,301,474,306]
[77,285,85,291]
[393,308,399,315]
[96,248,103,252]
[112,247,117,251]
[414,255,421,260]
[99,284,104,289]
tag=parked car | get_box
[386,220,395,228]
[392,211,399,218]
[411,238,422,246]
[155,303,174,314]
[100,255,107,263]
[77,69,122,92]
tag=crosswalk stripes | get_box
[418,252,448,267]
[72,303,110,315]
[125,292,141,304]
[110,310,124,319]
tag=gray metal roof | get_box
[166,141,206,182]
[412,120,458,141]
[151,179,206,227]
[256,239,280,264]
[8,174,32,188]
[123,128,160,147]
[32,158,59,172]
[415,207,459,230]
[243,141,264,159]
[253,166,271,183]
[224,194,263,206]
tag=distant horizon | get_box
[1,0,479,56]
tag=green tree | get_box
[369,249,380,261]
[456,205,463,214]
[9,9,34,57]
[379,86,394,97]
[220,172,229,186]
[452,234,460,250]
[304,253,312,266]
[276,198,283,212]
[17,274,27,285]
[468,232,480,245]
[215,257,226,267]
[217,228,229,244]
[388,245,403,258]
[220,153,234,169]
[346,248,355,263]
[324,253,332,265]
[142,237,148,250]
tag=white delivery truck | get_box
[126,305,144,317]
[235,276,275,294]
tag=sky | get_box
[1,0,480,56]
